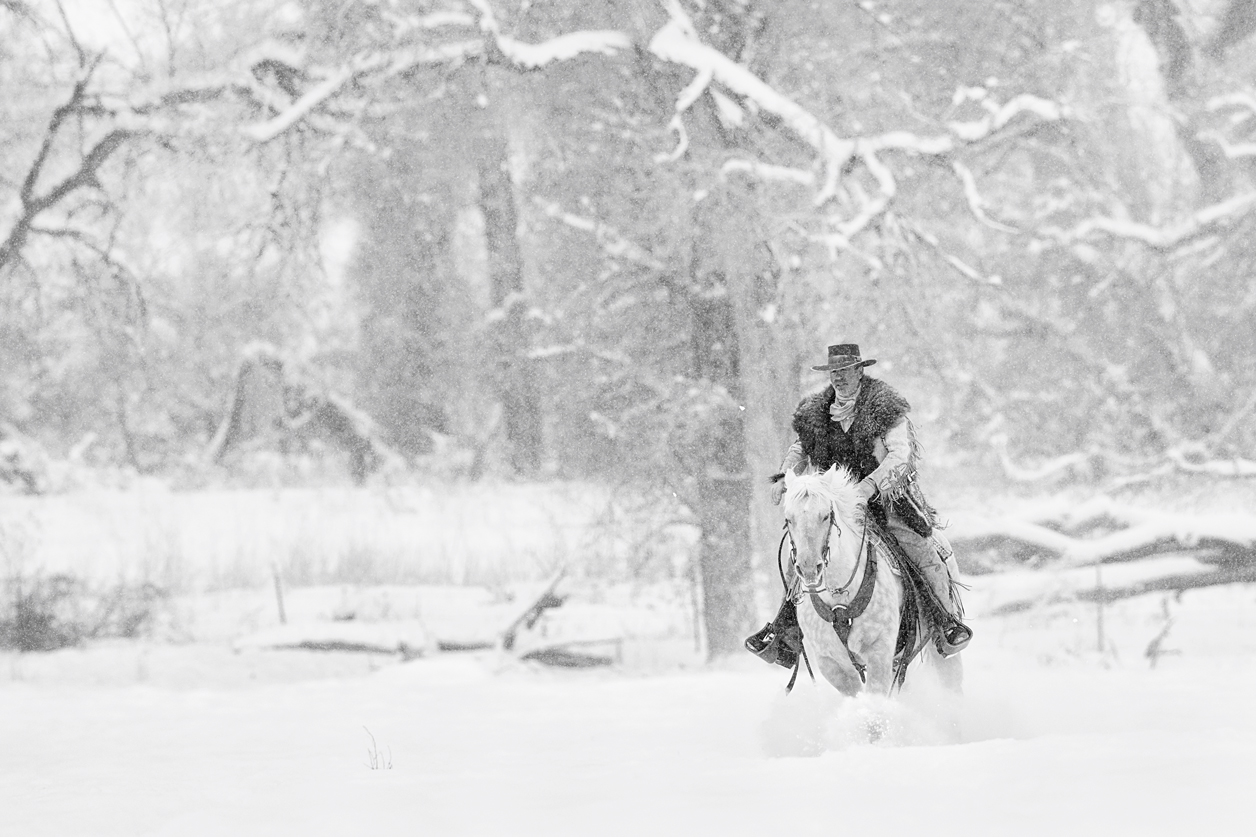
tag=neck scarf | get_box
[829,382,861,424]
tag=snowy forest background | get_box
[6,2,1256,833]
[5,0,1256,660]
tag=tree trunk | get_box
[694,473,756,656]
[477,128,543,475]
[681,194,782,657]
[684,280,758,656]
[726,254,801,614]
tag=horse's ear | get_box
[783,468,795,488]
[822,464,839,487]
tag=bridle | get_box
[784,497,879,686]
[787,501,866,597]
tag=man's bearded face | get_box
[830,366,862,398]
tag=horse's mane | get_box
[783,466,866,526]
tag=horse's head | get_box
[782,466,865,593]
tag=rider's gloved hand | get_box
[770,479,787,505]
[854,476,878,505]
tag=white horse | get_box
[781,466,963,697]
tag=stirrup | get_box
[745,622,777,656]
[745,598,802,669]
[936,622,972,657]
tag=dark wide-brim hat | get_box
[811,343,877,372]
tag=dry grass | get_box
[0,481,695,594]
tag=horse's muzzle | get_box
[798,571,825,594]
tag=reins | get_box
[776,527,814,691]
[824,509,868,597]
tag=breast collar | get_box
[805,528,877,684]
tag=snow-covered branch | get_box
[1,63,133,272]
[491,29,632,69]
[469,0,630,69]
[1207,91,1256,118]
[1199,93,1256,158]
[652,17,1060,237]
[952,160,1019,233]
[792,220,884,270]
[533,198,667,271]
[1043,192,1256,250]
[647,3,855,204]
[243,65,356,143]
[900,219,1002,284]
[235,1,631,144]
[947,94,1065,141]
[1165,448,1256,477]
[1198,130,1256,159]
[721,159,814,186]
[655,64,712,163]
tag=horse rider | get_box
[770,343,973,655]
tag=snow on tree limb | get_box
[651,16,1062,234]
[468,0,630,69]
[533,198,667,271]
[384,9,477,35]
[1199,93,1256,158]
[243,66,356,143]
[236,41,488,143]
[1,63,133,272]
[235,1,631,144]
[1198,130,1256,159]
[835,146,895,237]
[1207,91,1256,117]
[490,29,632,69]
[901,219,1002,284]
[1165,448,1256,477]
[656,64,712,163]
[721,159,814,186]
[952,160,1020,233]
[1043,191,1256,250]
[947,94,1065,141]
[788,220,884,270]
[647,4,854,203]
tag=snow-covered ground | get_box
[2,564,1253,837]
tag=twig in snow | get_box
[364,727,392,770]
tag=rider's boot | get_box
[917,550,972,655]
[744,596,804,668]
[886,515,973,656]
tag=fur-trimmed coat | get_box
[789,378,935,537]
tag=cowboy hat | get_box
[810,343,877,372]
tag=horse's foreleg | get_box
[860,639,898,696]
[813,651,864,697]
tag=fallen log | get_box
[950,505,1256,568]
[519,638,622,668]
[234,570,633,668]
[500,567,567,651]
[990,563,1256,615]
[233,619,436,658]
